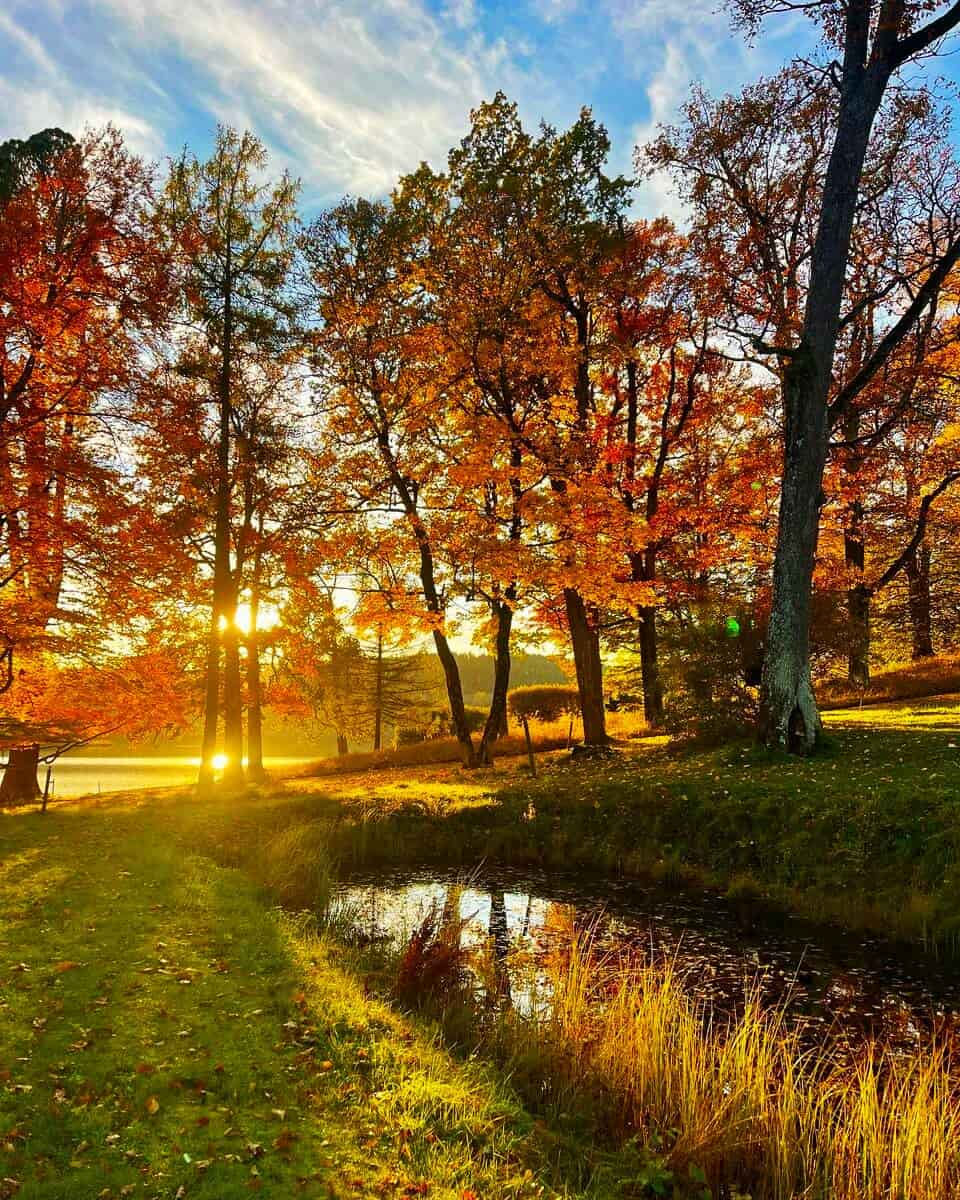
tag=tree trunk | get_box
[432,628,477,766]
[759,361,828,751]
[760,68,884,750]
[376,424,477,767]
[564,587,608,745]
[638,606,664,726]
[336,732,348,756]
[0,744,41,806]
[478,597,513,765]
[199,264,235,789]
[373,628,383,752]
[906,540,935,659]
[222,597,245,788]
[198,617,220,791]
[245,627,265,783]
[847,583,871,689]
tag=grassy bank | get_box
[6,711,960,1197]
[0,791,658,1200]
[820,653,960,709]
[296,710,651,778]
[247,704,960,949]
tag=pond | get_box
[335,864,960,1047]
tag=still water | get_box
[46,756,315,798]
[336,865,960,1044]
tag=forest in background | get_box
[4,0,960,799]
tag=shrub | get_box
[662,609,760,742]
[422,705,488,737]
[508,684,580,724]
[392,890,472,1007]
[395,725,427,748]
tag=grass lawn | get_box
[252,697,960,949]
[0,792,639,1200]
[4,697,960,1198]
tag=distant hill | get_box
[79,651,567,757]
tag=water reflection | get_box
[335,866,960,1047]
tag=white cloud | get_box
[76,0,556,202]
[0,78,165,159]
[531,0,580,23]
[0,10,57,74]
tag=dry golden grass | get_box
[507,925,960,1199]
[296,710,650,778]
[821,653,960,709]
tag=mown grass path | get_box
[0,796,574,1200]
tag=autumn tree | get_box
[302,198,502,765]
[651,7,960,748]
[159,127,299,788]
[0,127,172,801]
[399,96,637,747]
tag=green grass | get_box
[0,791,660,1200]
[231,700,960,949]
[4,698,960,1197]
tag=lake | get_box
[44,755,316,798]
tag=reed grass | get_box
[482,926,960,1199]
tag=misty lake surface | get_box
[336,866,960,1045]
[47,756,316,797]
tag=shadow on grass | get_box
[0,797,648,1200]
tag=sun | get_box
[211,753,229,772]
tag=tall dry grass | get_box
[297,709,651,778]
[821,652,960,709]
[499,927,960,1199]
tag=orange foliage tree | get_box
[0,126,174,801]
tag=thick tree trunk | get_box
[336,732,348,756]
[478,598,513,765]
[0,745,41,806]
[760,66,884,750]
[846,582,871,689]
[906,541,935,659]
[637,606,664,726]
[760,363,828,751]
[564,587,608,745]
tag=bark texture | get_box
[0,744,41,806]
[637,606,665,726]
[906,541,935,659]
[478,597,513,765]
[564,587,608,745]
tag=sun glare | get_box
[211,753,229,772]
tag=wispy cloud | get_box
[0,0,823,219]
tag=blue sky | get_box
[0,0,837,220]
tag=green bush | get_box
[662,608,760,742]
[508,684,581,724]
